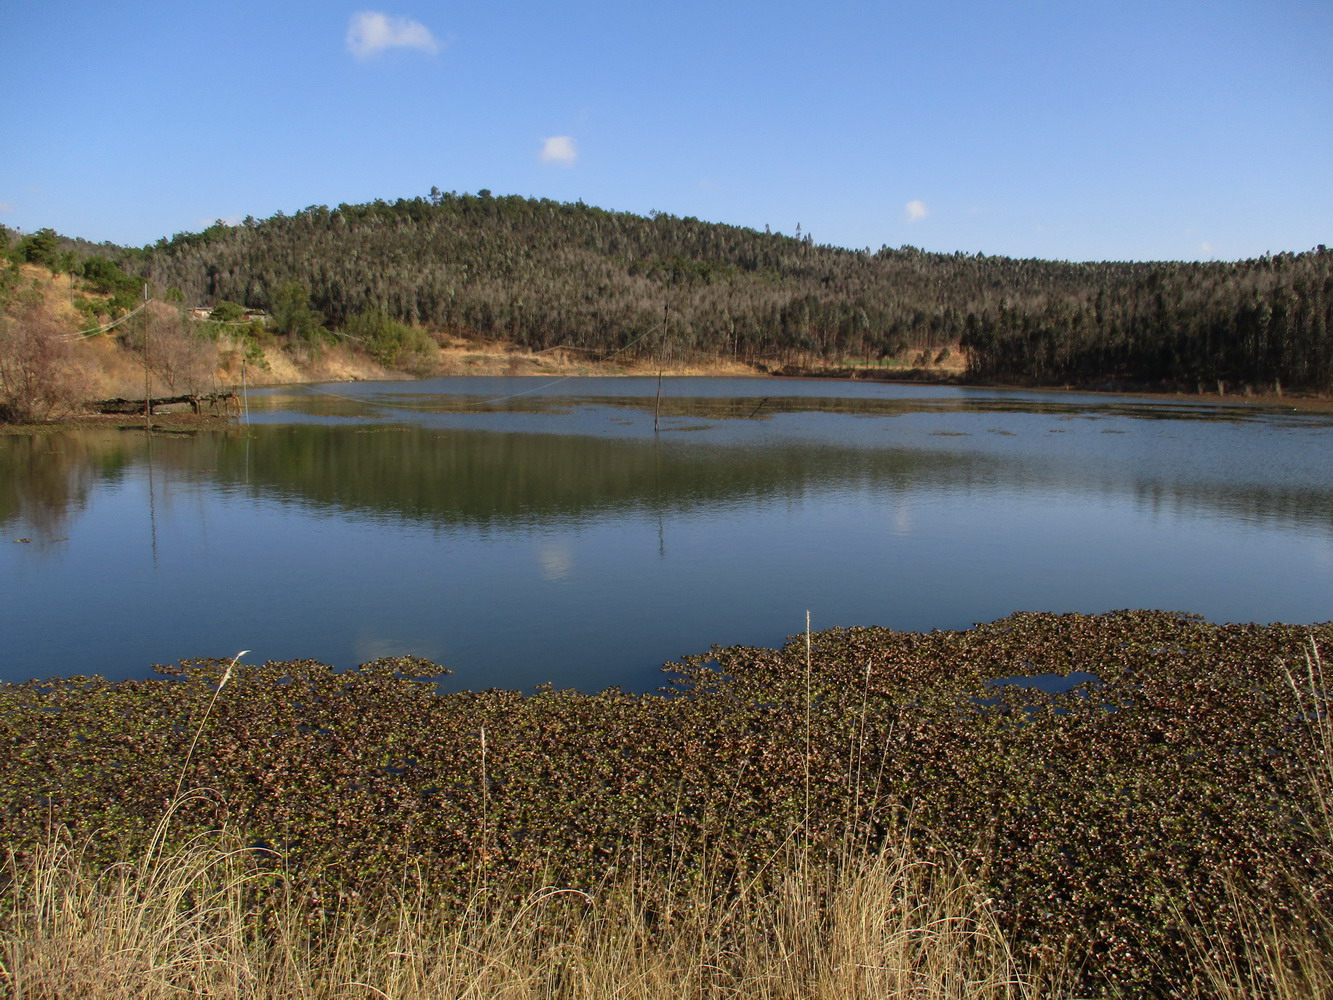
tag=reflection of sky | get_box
[537,541,575,581]
[3,379,1331,691]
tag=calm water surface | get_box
[3,377,1330,691]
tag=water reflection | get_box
[0,431,134,543]
[6,424,1329,538]
[2,378,1331,690]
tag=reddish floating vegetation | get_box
[1,611,1328,996]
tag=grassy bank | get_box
[4,828,1029,1000]
[1,612,1330,997]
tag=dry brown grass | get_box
[1185,640,1333,1000]
[0,640,1035,1000]
[1,826,1035,1000]
[4,636,1329,999]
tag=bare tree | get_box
[138,308,218,395]
[0,304,90,423]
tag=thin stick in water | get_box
[805,610,812,837]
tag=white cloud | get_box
[0,202,13,214]
[905,199,928,222]
[347,11,439,59]
[539,136,578,166]
[1200,241,1216,257]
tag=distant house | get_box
[188,308,269,324]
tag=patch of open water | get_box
[2,377,1330,691]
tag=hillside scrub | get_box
[122,194,1333,393]
[0,262,407,420]
[0,255,765,429]
[12,202,1333,402]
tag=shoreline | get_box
[768,362,1333,412]
[4,355,1331,434]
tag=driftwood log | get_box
[93,392,239,416]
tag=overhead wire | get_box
[62,299,152,340]
[65,301,267,341]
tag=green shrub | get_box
[15,228,60,270]
[79,257,140,298]
[342,310,437,368]
[209,300,246,323]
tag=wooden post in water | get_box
[654,369,663,432]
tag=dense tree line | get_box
[960,249,1333,392]
[136,194,982,366]
[18,192,1332,390]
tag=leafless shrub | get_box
[123,307,220,396]
[0,303,91,423]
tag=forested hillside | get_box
[8,192,1333,392]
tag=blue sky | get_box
[2,0,1329,261]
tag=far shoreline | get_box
[4,354,1332,434]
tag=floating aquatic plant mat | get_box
[1,611,1329,996]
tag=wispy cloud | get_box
[905,199,928,222]
[347,11,439,59]
[539,136,578,167]
[0,202,13,214]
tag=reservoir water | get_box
[2,376,1330,691]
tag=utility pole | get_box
[141,284,152,429]
[654,304,667,433]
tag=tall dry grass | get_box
[6,636,1330,999]
[0,644,1035,1000]
[1,829,1032,1000]
[1188,638,1333,1000]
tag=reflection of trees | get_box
[2,422,1331,542]
[205,425,900,526]
[0,432,132,540]
[202,425,1333,536]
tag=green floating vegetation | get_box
[1,611,1329,997]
